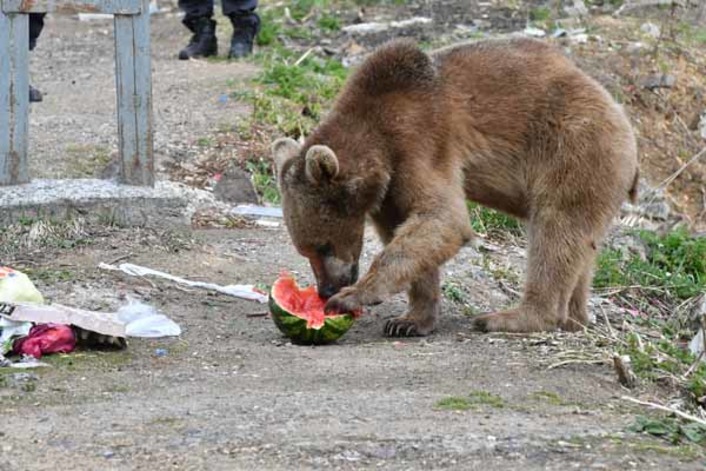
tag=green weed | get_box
[435,396,472,411]
[469,390,505,408]
[594,228,706,300]
[435,391,505,411]
[467,201,523,238]
[318,14,341,31]
[630,415,706,446]
[442,281,466,304]
[529,6,551,22]
[246,159,280,204]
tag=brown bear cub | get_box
[272,38,638,335]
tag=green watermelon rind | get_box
[268,289,355,346]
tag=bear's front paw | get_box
[325,287,364,315]
[384,316,432,337]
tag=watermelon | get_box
[268,273,356,345]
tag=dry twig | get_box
[622,395,706,427]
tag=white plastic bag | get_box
[117,299,181,338]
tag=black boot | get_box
[179,16,217,60]
[228,13,260,59]
[29,84,43,103]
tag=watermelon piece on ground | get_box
[268,273,357,345]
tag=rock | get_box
[565,0,589,17]
[642,73,676,90]
[342,16,432,35]
[699,112,706,140]
[523,26,546,38]
[213,167,259,204]
[626,42,646,54]
[640,22,661,39]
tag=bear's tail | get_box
[628,167,639,204]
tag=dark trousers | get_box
[29,13,45,50]
[179,0,257,21]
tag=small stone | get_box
[640,22,660,39]
[642,73,676,90]
[698,112,706,140]
[154,348,168,357]
[565,0,588,17]
[523,26,546,38]
[103,450,115,459]
[213,167,259,204]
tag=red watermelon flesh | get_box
[273,275,328,329]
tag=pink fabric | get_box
[12,323,76,358]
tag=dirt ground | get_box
[2,8,705,471]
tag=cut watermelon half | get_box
[268,273,357,345]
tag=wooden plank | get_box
[113,4,154,186]
[0,12,30,185]
[2,0,142,14]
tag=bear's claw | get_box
[384,318,423,337]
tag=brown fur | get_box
[272,38,639,335]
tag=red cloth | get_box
[12,323,76,358]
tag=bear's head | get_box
[272,137,388,299]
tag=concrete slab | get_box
[0,179,216,227]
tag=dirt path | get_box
[2,9,705,471]
[28,13,255,179]
[1,226,703,470]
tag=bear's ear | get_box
[305,145,339,185]
[272,137,301,179]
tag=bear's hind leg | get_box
[384,268,440,337]
[473,209,592,332]
[560,262,594,332]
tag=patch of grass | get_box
[256,9,281,46]
[591,227,706,414]
[435,391,504,411]
[530,390,564,406]
[23,267,75,283]
[529,6,551,22]
[441,281,466,304]
[630,415,706,446]
[42,351,132,371]
[467,201,523,238]
[283,26,314,40]
[469,390,505,408]
[318,14,341,31]
[65,143,112,178]
[246,159,280,204]
[594,228,706,300]
[435,396,472,411]
[196,137,214,147]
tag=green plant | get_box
[630,415,706,445]
[256,11,281,46]
[469,390,505,408]
[435,396,472,411]
[529,6,551,22]
[594,228,706,300]
[441,281,466,304]
[246,159,280,204]
[318,14,341,31]
[435,390,505,411]
[467,201,523,238]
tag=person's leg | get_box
[177,0,218,59]
[29,13,46,102]
[223,0,259,59]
